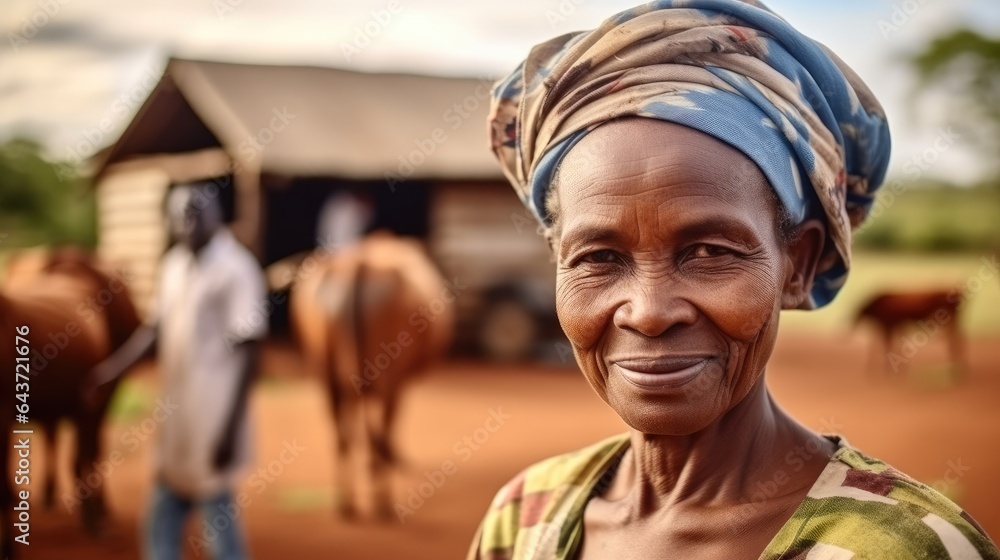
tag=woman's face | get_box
[552,119,820,436]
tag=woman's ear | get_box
[781,218,826,309]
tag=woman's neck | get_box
[612,378,833,516]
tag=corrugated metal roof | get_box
[97,58,505,181]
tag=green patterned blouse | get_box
[468,434,999,559]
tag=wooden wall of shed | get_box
[96,148,232,317]
[428,182,555,344]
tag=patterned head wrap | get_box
[488,0,891,308]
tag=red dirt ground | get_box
[15,331,1000,559]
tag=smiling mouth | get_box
[612,356,710,389]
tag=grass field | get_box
[855,185,1000,253]
[783,250,1000,336]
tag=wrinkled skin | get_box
[550,119,836,559]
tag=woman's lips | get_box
[612,356,710,389]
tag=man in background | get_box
[89,180,267,560]
[316,189,373,251]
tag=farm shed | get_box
[92,58,556,357]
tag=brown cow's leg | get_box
[379,388,404,469]
[42,419,57,509]
[947,316,965,381]
[882,325,898,377]
[864,327,882,378]
[364,394,394,521]
[329,379,359,520]
[317,284,361,520]
[76,410,107,536]
[1,424,14,560]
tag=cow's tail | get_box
[324,259,367,395]
[322,273,337,385]
[350,260,368,393]
[319,257,368,441]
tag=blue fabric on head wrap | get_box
[488,0,892,308]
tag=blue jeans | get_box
[144,480,248,560]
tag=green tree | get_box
[911,29,1000,177]
[0,138,96,248]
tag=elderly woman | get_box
[467,1,999,559]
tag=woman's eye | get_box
[690,244,732,259]
[581,250,620,265]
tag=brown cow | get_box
[854,289,964,378]
[0,247,140,558]
[1,246,53,287]
[290,232,455,520]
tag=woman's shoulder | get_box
[769,440,999,559]
[495,432,629,506]
[468,433,630,560]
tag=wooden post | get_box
[231,160,266,261]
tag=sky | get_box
[1,0,998,183]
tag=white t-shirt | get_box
[149,228,267,498]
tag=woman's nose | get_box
[612,277,698,338]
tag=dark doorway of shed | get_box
[261,176,433,334]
